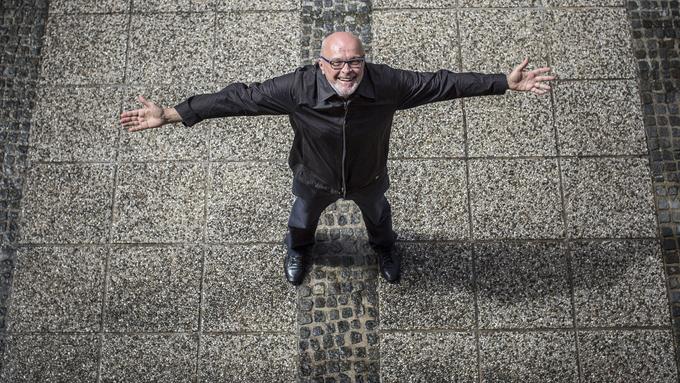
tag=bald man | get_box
[120,32,554,286]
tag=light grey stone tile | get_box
[469,159,563,239]
[120,84,213,161]
[210,115,292,161]
[460,0,538,6]
[379,243,475,329]
[202,244,295,332]
[214,12,300,84]
[200,334,296,382]
[216,0,299,10]
[206,161,292,242]
[579,330,678,383]
[373,0,456,8]
[372,10,460,72]
[127,13,214,85]
[49,0,129,13]
[476,242,572,329]
[105,245,202,332]
[112,162,207,243]
[30,86,121,162]
[0,335,99,383]
[544,0,624,6]
[479,331,578,383]
[41,14,128,85]
[20,163,115,244]
[554,80,646,156]
[460,9,548,74]
[381,332,477,383]
[387,159,469,240]
[101,334,198,383]
[562,158,656,238]
[571,240,668,327]
[7,246,105,332]
[132,0,212,12]
[548,9,636,79]
[466,91,555,157]
[390,101,465,158]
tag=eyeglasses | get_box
[319,56,365,70]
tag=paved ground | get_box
[1,0,679,382]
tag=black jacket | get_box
[175,63,508,197]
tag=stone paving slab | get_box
[476,241,572,329]
[112,162,206,243]
[380,331,477,383]
[0,334,99,383]
[100,334,198,383]
[561,157,657,238]
[30,86,122,162]
[372,0,456,9]
[131,0,212,12]
[578,330,677,383]
[127,13,214,85]
[387,159,468,240]
[543,0,625,6]
[202,244,295,332]
[554,80,647,156]
[478,331,578,383]
[459,0,537,6]
[215,0,299,11]
[48,0,129,13]
[19,163,115,244]
[465,91,554,157]
[40,14,128,85]
[210,115,292,161]
[372,10,459,72]
[7,246,105,332]
[571,240,669,327]
[199,334,296,383]
[379,242,475,330]
[105,245,202,332]
[468,159,563,239]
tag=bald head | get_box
[320,32,365,58]
[318,32,366,98]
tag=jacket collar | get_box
[315,63,375,103]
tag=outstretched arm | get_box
[507,58,556,95]
[120,96,182,132]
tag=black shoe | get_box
[284,249,306,285]
[377,248,401,283]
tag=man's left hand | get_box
[507,58,556,95]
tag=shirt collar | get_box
[315,63,375,103]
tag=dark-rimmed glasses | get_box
[319,56,365,70]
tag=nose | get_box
[340,62,353,73]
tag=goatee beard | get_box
[330,80,360,98]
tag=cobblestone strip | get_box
[0,0,49,334]
[298,1,377,382]
[626,0,680,369]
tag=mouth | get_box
[338,77,355,83]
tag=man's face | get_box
[319,34,365,98]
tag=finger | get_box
[531,67,552,74]
[120,116,138,123]
[514,57,530,72]
[120,110,140,118]
[535,75,556,82]
[138,95,152,108]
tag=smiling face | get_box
[318,32,366,98]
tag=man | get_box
[120,32,554,286]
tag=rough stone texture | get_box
[579,330,677,383]
[459,0,537,6]
[0,334,99,383]
[6,246,105,332]
[49,0,129,13]
[131,0,212,12]
[40,14,128,85]
[389,101,465,159]
[554,80,647,156]
[216,0,299,11]
[105,245,202,332]
[210,115,292,161]
[476,241,572,329]
[127,13,214,85]
[387,159,468,240]
[466,91,555,157]
[19,163,115,244]
[207,161,292,242]
[561,157,657,239]
[112,162,206,243]
[571,240,669,327]
[200,334,297,382]
[373,0,456,9]
[380,332,477,383]
[100,334,198,383]
[544,0,624,5]
[379,242,474,329]
[202,244,296,332]
[468,159,563,239]
[479,331,578,383]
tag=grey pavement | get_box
[1,0,679,382]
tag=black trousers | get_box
[285,176,396,253]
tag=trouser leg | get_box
[351,193,397,252]
[286,195,337,250]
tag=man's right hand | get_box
[120,95,169,132]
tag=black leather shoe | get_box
[377,248,401,283]
[284,249,306,285]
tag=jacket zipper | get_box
[341,100,349,198]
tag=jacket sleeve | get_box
[394,68,508,110]
[174,72,296,127]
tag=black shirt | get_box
[175,62,508,197]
